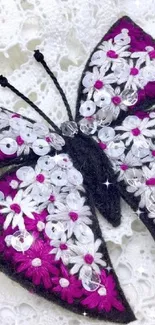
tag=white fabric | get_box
[0,0,155,324]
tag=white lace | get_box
[0,0,155,324]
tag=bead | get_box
[32,257,42,267]
[20,127,37,143]
[32,139,51,156]
[37,221,45,232]
[11,230,33,252]
[45,221,65,240]
[98,286,107,296]
[74,224,94,244]
[121,88,138,106]
[79,118,97,135]
[56,154,73,169]
[131,144,150,158]
[79,100,96,117]
[59,278,69,288]
[49,133,65,150]
[93,88,111,106]
[0,137,17,155]
[130,67,139,76]
[67,168,83,186]
[61,121,78,137]
[98,126,115,142]
[16,166,35,182]
[51,169,68,186]
[107,141,125,158]
[81,266,101,292]
[37,155,55,171]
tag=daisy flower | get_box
[13,240,59,288]
[112,151,142,181]
[81,66,116,100]
[115,115,155,147]
[50,233,74,264]
[70,239,106,276]
[90,30,130,70]
[131,46,155,66]
[0,190,37,230]
[52,264,83,304]
[81,269,124,312]
[39,186,67,213]
[47,192,92,238]
[97,126,125,159]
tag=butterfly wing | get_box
[75,16,155,236]
[0,151,135,323]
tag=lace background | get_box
[0,0,155,324]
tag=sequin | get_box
[45,221,65,240]
[107,141,125,158]
[0,138,17,155]
[37,155,56,170]
[56,154,73,169]
[79,100,96,117]
[32,139,51,156]
[121,88,138,106]
[61,121,78,137]
[11,230,33,252]
[79,118,97,135]
[98,126,115,142]
[81,266,101,291]
[67,168,83,186]
[51,169,68,186]
[16,166,35,182]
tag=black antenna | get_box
[34,50,73,121]
[0,75,61,134]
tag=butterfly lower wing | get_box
[75,16,155,230]
[0,152,135,323]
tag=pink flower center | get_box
[120,164,128,171]
[84,254,94,264]
[60,243,68,250]
[146,178,155,186]
[131,127,141,136]
[152,150,155,157]
[69,211,79,221]
[106,50,118,59]
[49,195,55,202]
[149,50,155,59]
[36,174,45,183]
[12,114,20,118]
[63,158,68,162]
[16,136,24,146]
[45,136,51,143]
[10,203,21,214]
[112,96,121,105]
[94,80,104,89]
[130,67,139,76]
[98,142,107,150]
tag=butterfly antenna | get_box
[34,50,73,121]
[0,75,61,134]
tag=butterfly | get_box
[0,15,155,324]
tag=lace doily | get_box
[0,0,155,324]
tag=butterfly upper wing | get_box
[0,106,65,169]
[75,16,155,234]
[0,151,135,323]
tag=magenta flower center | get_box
[49,195,55,202]
[12,114,20,118]
[45,136,51,143]
[98,142,107,150]
[146,178,155,186]
[112,96,121,105]
[10,203,21,214]
[106,50,118,59]
[120,164,128,171]
[63,158,68,162]
[94,80,104,89]
[60,243,68,250]
[84,253,94,264]
[16,136,24,146]
[131,127,141,136]
[130,67,139,76]
[152,150,155,157]
[36,174,45,183]
[149,50,155,59]
[69,211,79,221]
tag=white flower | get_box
[39,186,66,211]
[69,239,106,275]
[82,66,116,99]
[114,59,146,90]
[90,29,131,70]
[94,86,127,119]
[112,151,142,181]
[115,116,155,147]
[16,165,51,196]
[47,191,92,237]
[0,190,37,230]
[50,233,74,264]
[131,46,155,66]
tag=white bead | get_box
[51,169,68,186]
[4,235,12,247]
[98,286,107,296]
[79,100,96,117]
[20,127,37,143]
[74,224,94,244]
[45,221,65,240]
[32,139,51,156]
[67,168,83,186]
[122,89,138,106]
[79,118,97,135]
[37,221,45,232]
[107,141,125,158]
[11,230,33,252]
[81,266,101,292]
[16,166,35,182]
[56,154,73,169]
[32,258,42,267]
[59,278,69,288]
[9,180,18,189]
[49,133,65,150]
[98,126,115,142]
[37,155,56,170]
[0,138,17,155]
[94,89,111,106]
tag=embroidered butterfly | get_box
[0,15,155,324]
